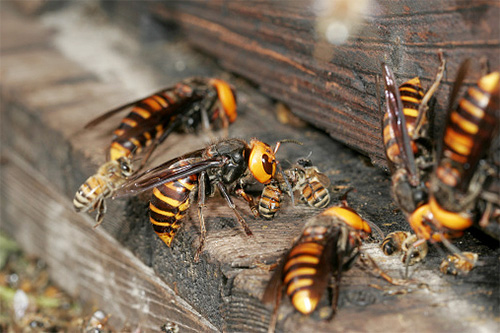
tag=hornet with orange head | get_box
[115,138,292,261]
[410,62,499,247]
[261,194,399,333]
[381,55,445,217]
[74,77,237,226]
[379,55,445,265]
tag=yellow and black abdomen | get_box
[73,175,109,212]
[302,180,330,209]
[430,72,499,234]
[258,183,282,219]
[283,237,325,315]
[383,77,424,166]
[438,72,499,192]
[110,91,181,161]
[149,170,198,247]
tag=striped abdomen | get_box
[284,226,327,315]
[149,163,198,247]
[437,72,499,193]
[73,174,111,212]
[258,184,282,219]
[301,180,330,208]
[383,77,424,165]
[110,88,187,161]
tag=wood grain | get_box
[127,0,500,168]
[1,2,499,332]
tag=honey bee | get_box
[262,202,396,332]
[381,231,428,266]
[258,181,283,219]
[73,157,134,226]
[439,252,478,276]
[258,158,331,219]
[116,138,292,261]
[74,77,237,225]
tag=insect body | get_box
[117,138,289,261]
[91,77,238,163]
[262,205,372,331]
[75,77,237,225]
[258,158,331,219]
[286,158,331,209]
[381,57,445,217]
[439,252,478,276]
[73,157,133,226]
[381,231,428,266]
[258,182,283,219]
[410,68,500,244]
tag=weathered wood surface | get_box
[1,2,499,332]
[103,0,500,168]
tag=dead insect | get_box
[74,77,237,226]
[381,231,428,266]
[116,138,292,261]
[439,252,478,276]
[261,200,395,332]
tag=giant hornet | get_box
[261,198,398,333]
[73,77,237,226]
[258,158,331,219]
[381,55,445,217]
[115,138,292,261]
[408,63,499,265]
[382,58,499,274]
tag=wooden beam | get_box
[132,0,500,167]
[1,2,499,332]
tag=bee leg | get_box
[93,199,106,229]
[195,171,208,263]
[235,187,259,217]
[216,182,253,236]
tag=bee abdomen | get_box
[284,241,323,315]
[149,174,197,247]
[302,181,330,208]
[73,175,108,212]
[258,184,282,219]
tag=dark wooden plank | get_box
[130,0,500,167]
[0,151,218,333]
[1,2,499,332]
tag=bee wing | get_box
[84,86,178,129]
[382,63,418,184]
[314,171,331,188]
[114,150,223,197]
